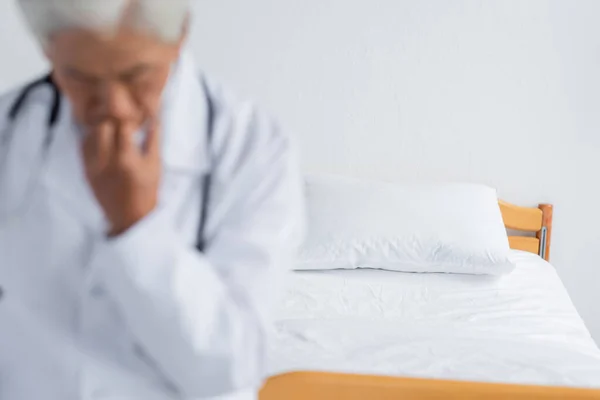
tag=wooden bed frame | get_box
[499,201,553,261]
[260,201,600,399]
[260,372,600,399]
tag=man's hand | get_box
[82,120,161,236]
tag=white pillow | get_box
[297,175,515,275]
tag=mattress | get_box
[267,251,600,388]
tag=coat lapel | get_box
[157,51,212,243]
[41,101,107,232]
[160,49,210,175]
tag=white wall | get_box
[1,1,599,342]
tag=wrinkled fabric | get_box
[269,251,600,388]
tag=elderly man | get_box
[0,1,304,399]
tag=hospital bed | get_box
[260,197,600,399]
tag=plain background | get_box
[0,0,598,343]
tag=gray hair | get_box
[17,0,190,46]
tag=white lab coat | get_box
[0,51,305,400]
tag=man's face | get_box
[46,28,182,132]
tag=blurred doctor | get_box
[0,0,305,399]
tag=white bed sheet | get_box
[268,251,600,388]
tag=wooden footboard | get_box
[260,372,600,400]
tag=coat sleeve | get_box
[86,107,305,398]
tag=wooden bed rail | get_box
[260,372,600,400]
[499,201,553,261]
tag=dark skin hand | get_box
[82,119,161,236]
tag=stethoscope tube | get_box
[0,73,61,224]
[2,73,61,152]
[8,73,61,139]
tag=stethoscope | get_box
[7,73,62,137]
[0,73,214,252]
[0,73,61,224]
